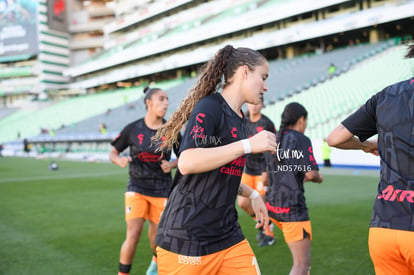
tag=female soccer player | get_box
[327,44,414,275]
[238,99,277,246]
[110,86,180,275]
[264,102,323,275]
[153,45,277,274]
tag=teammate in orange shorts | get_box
[327,43,414,275]
[238,98,277,246]
[110,86,181,275]
[264,102,323,275]
[153,45,277,274]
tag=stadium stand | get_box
[55,77,196,136]
[0,78,184,143]
[66,0,361,78]
[0,107,18,120]
[265,40,393,102]
[262,44,413,139]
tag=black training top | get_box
[156,93,248,256]
[111,118,180,198]
[245,114,276,175]
[342,77,414,231]
[264,129,319,222]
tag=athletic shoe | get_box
[256,229,265,241]
[258,235,276,247]
[145,260,157,275]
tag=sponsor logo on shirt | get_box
[231,127,237,138]
[256,126,264,132]
[266,202,291,214]
[308,146,317,165]
[137,152,161,162]
[137,134,144,145]
[220,156,246,176]
[189,125,205,139]
[377,185,414,203]
[196,113,205,123]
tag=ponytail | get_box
[276,121,287,145]
[153,45,234,150]
[143,86,162,110]
[154,45,266,151]
[277,102,308,145]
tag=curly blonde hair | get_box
[154,45,266,151]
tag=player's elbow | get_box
[326,134,338,147]
[177,151,195,175]
[327,129,344,147]
[327,124,353,147]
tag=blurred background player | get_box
[109,86,180,275]
[154,45,276,274]
[321,138,332,167]
[265,102,323,275]
[238,98,277,246]
[327,44,414,275]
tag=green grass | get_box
[0,157,378,274]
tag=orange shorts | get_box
[369,227,414,275]
[124,192,167,223]
[270,218,312,243]
[156,239,261,275]
[241,173,266,195]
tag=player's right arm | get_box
[110,147,132,168]
[328,93,379,156]
[327,124,378,155]
[109,123,134,168]
[179,130,276,175]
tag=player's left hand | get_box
[362,139,379,156]
[251,196,269,230]
[160,160,173,173]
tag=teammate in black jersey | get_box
[238,98,277,246]
[327,44,414,275]
[265,102,323,275]
[153,45,277,274]
[110,87,180,275]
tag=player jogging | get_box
[110,87,180,275]
[153,45,277,274]
[327,44,414,275]
[238,98,277,246]
[264,102,323,275]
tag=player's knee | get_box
[126,228,143,245]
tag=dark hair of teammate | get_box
[154,45,267,150]
[143,86,162,110]
[276,102,308,145]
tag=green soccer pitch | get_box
[0,157,377,275]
